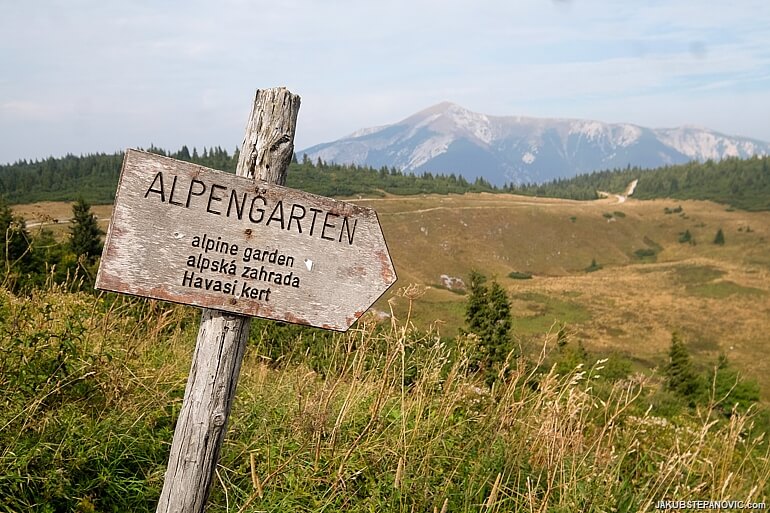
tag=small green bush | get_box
[634,248,657,260]
[678,230,692,244]
[585,259,603,273]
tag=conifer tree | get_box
[465,271,489,335]
[714,228,725,245]
[464,271,513,376]
[486,280,513,364]
[69,199,104,262]
[0,199,32,285]
[664,333,700,403]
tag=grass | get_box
[13,195,770,399]
[11,201,112,241]
[672,264,726,285]
[2,284,769,511]
[687,280,766,299]
[669,264,765,298]
[0,286,193,511]
[510,292,591,335]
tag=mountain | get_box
[300,102,770,185]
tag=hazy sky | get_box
[2,0,769,165]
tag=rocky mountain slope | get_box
[301,102,770,185]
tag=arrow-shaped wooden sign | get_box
[96,149,396,331]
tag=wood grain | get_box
[153,88,298,513]
[95,149,396,330]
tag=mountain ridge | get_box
[301,102,770,185]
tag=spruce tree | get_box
[678,229,692,244]
[713,228,725,245]
[0,199,30,267]
[0,199,32,287]
[465,271,489,335]
[711,353,760,415]
[464,271,513,376]
[486,280,513,365]
[69,199,104,262]
[664,333,700,403]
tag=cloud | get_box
[2,0,770,164]
[0,101,58,121]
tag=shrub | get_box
[633,248,657,261]
[678,230,692,244]
[0,288,192,511]
[585,259,603,273]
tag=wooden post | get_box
[155,88,301,513]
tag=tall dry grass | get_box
[213,288,770,512]
[0,283,768,511]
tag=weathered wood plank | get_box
[96,148,396,331]
[155,310,250,512]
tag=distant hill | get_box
[300,102,770,186]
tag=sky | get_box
[2,0,770,165]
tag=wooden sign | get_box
[96,149,397,331]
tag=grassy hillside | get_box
[4,190,770,510]
[14,194,770,399]
[355,193,770,396]
[1,286,768,511]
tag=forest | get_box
[2,148,769,211]
[0,146,497,205]
[508,156,770,211]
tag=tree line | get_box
[0,146,498,205]
[508,156,770,211]
[3,148,768,210]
